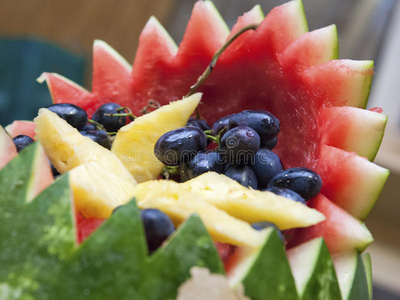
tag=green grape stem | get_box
[185,23,259,98]
[88,119,106,131]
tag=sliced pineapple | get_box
[183,172,325,230]
[69,162,136,218]
[111,93,201,183]
[34,108,136,184]
[133,180,267,248]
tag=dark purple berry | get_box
[264,187,305,204]
[154,126,207,166]
[80,130,111,150]
[45,103,88,130]
[267,167,322,200]
[91,103,127,132]
[228,110,280,142]
[184,152,225,180]
[251,149,283,189]
[224,165,257,189]
[187,117,211,132]
[50,163,60,177]
[252,221,284,241]
[219,126,260,165]
[262,136,278,150]
[81,123,98,131]
[12,135,34,152]
[141,209,175,252]
[211,114,236,137]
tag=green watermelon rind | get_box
[0,145,224,300]
[294,0,309,32]
[358,167,389,221]
[320,107,388,162]
[333,250,370,300]
[287,238,341,300]
[331,24,339,60]
[361,253,373,300]
[355,60,374,109]
[251,4,265,20]
[366,113,387,161]
[202,1,230,36]
[4,1,385,298]
[0,144,372,299]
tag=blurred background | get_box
[0,0,399,298]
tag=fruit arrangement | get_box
[0,0,389,299]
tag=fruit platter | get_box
[0,0,389,299]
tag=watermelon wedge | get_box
[37,0,388,249]
[286,194,373,254]
[0,126,17,170]
[5,120,37,140]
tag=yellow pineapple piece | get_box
[183,172,325,230]
[69,162,136,219]
[111,93,201,183]
[133,180,266,248]
[34,108,136,184]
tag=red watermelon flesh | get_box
[39,1,388,224]
[76,213,236,264]
[285,194,373,254]
[5,121,37,140]
[0,126,18,170]
[76,212,106,244]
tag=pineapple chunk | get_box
[34,108,136,184]
[183,172,325,230]
[133,180,267,248]
[111,94,201,183]
[69,162,136,218]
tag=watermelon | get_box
[38,0,388,226]
[1,0,388,297]
[286,194,373,254]
[0,126,53,201]
[0,125,17,169]
[5,120,36,140]
[0,144,371,299]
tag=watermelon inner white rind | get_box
[287,237,341,298]
[333,250,369,300]
[361,253,373,300]
[320,107,388,162]
[287,238,322,296]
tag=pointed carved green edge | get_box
[0,143,223,300]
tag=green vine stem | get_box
[162,165,180,180]
[141,100,162,114]
[185,23,259,98]
[88,119,106,131]
[105,107,137,121]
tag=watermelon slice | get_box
[286,194,373,254]
[333,250,369,300]
[5,120,37,140]
[1,144,372,298]
[287,238,341,299]
[0,131,53,202]
[37,0,388,226]
[0,125,17,170]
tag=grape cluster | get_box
[154,110,322,204]
[39,103,130,176]
[44,102,132,151]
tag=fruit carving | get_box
[0,0,389,298]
